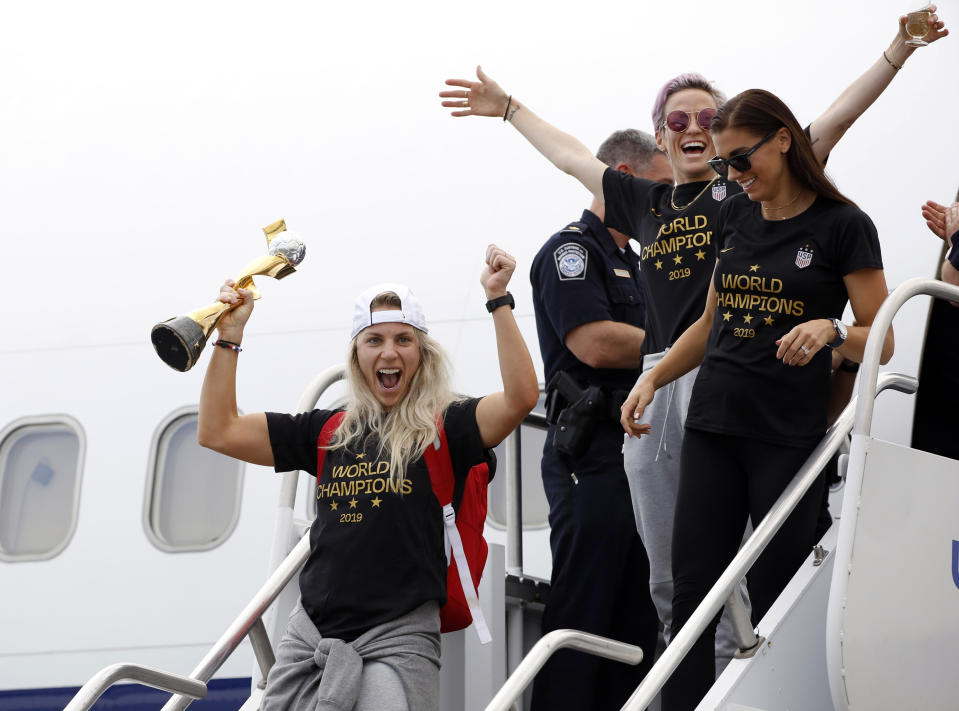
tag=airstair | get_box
[64,277,959,711]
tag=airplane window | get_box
[145,409,244,552]
[0,417,84,561]
[487,394,550,530]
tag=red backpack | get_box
[316,411,491,644]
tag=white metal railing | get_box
[618,372,916,710]
[64,365,539,711]
[160,534,311,711]
[62,509,312,711]
[490,406,758,711]
[62,366,348,711]
[62,664,207,711]
[485,630,645,711]
[69,269,948,711]
[852,277,959,435]
[616,277,953,710]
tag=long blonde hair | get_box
[328,292,459,485]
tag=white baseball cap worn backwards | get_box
[350,283,429,340]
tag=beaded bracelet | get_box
[882,50,902,71]
[213,339,242,353]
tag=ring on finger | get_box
[799,345,810,356]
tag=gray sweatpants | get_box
[623,350,751,670]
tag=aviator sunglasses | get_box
[663,108,717,133]
[706,130,778,179]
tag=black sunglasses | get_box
[707,130,778,179]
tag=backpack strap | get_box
[316,411,346,480]
[422,421,491,644]
[421,422,454,505]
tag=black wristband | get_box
[485,292,515,313]
[213,339,243,353]
[838,359,860,374]
[947,231,959,271]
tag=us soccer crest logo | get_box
[712,183,727,201]
[795,245,813,269]
[554,242,587,280]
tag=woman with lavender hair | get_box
[441,9,945,707]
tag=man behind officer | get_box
[529,129,671,711]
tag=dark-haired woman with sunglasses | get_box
[440,8,946,685]
[620,88,894,711]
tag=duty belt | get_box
[544,370,629,426]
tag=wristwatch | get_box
[486,292,515,313]
[826,318,847,349]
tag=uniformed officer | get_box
[528,129,670,711]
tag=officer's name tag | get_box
[613,268,631,278]
[554,243,587,280]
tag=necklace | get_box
[761,191,802,220]
[670,176,718,212]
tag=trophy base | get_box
[151,317,208,372]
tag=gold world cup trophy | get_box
[151,219,306,371]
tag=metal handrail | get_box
[504,410,548,577]
[620,279,959,710]
[853,277,959,435]
[489,403,758,711]
[298,364,347,518]
[63,663,207,711]
[68,366,544,711]
[63,366,352,711]
[61,490,312,711]
[619,368,918,710]
[505,429,523,577]
[485,630,644,711]
[160,533,312,710]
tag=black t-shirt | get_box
[266,397,492,641]
[685,194,883,446]
[530,209,647,391]
[603,168,742,354]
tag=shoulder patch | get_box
[554,242,588,280]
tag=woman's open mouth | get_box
[377,368,401,391]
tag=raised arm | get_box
[440,66,607,199]
[808,5,948,162]
[196,280,274,466]
[474,244,540,448]
[620,264,718,437]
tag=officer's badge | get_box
[795,245,813,269]
[712,183,727,201]
[554,243,587,280]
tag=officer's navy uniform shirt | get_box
[530,209,648,392]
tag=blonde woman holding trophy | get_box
[197,244,538,710]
